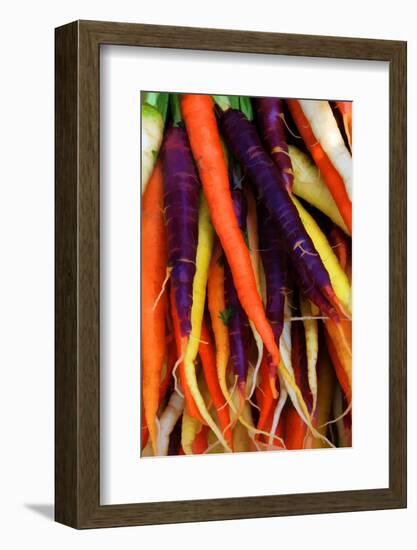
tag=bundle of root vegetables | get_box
[141,93,352,456]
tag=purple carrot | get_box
[291,256,339,321]
[255,98,294,191]
[291,311,313,413]
[224,187,250,393]
[161,125,199,336]
[258,200,288,345]
[218,108,340,317]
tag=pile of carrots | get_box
[141,93,352,456]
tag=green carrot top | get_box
[212,95,253,120]
[142,91,169,122]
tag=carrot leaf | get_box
[239,96,253,121]
[170,93,183,126]
[142,92,169,122]
[219,306,235,326]
[213,95,239,111]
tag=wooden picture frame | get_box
[55,20,407,528]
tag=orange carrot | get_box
[158,334,177,403]
[181,95,323,441]
[207,241,230,401]
[285,318,309,450]
[170,285,205,424]
[259,405,285,449]
[141,401,149,451]
[141,161,167,455]
[287,99,352,234]
[192,425,210,454]
[285,405,307,450]
[324,320,352,403]
[328,225,348,272]
[256,353,276,436]
[311,346,336,449]
[199,320,233,449]
[276,414,286,442]
[181,94,281,390]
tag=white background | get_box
[0,1,414,548]
[101,46,389,504]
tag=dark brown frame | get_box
[55,20,407,529]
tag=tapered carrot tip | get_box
[269,375,278,400]
[238,379,246,394]
[231,387,246,430]
[322,285,344,322]
[267,360,279,399]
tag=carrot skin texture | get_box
[256,353,276,435]
[285,405,307,450]
[218,108,336,307]
[199,321,233,449]
[161,126,199,336]
[292,195,351,316]
[255,97,293,191]
[324,321,352,403]
[170,285,205,423]
[292,256,339,321]
[207,241,230,400]
[328,224,349,272]
[291,318,313,413]
[244,186,265,397]
[245,188,262,296]
[181,95,320,438]
[141,400,149,451]
[312,346,336,449]
[158,334,177,403]
[182,193,232,452]
[258,201,288,346]
[285,313,312,450]
[192,425,210,454]
[225,189,250,389]
[180,95,281,381]
[286,99,352,234]
[141,161,167,455]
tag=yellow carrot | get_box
[233,417,251,452]
[183,193,231,452]
[208,244,275,443]
[289,145,349,234]
[300,298,319,414]
[181,412,201,455]
[292,195,352,315]
[231,385,259,451]
[298,100,352,200]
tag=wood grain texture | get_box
[55,21,79,527]
[55,20,407,529]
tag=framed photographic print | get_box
[55,20,407,528]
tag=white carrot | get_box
[298,100,352,200]
[289,145,349,233]
[156,391,184,455]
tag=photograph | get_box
[141,93,353,457]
